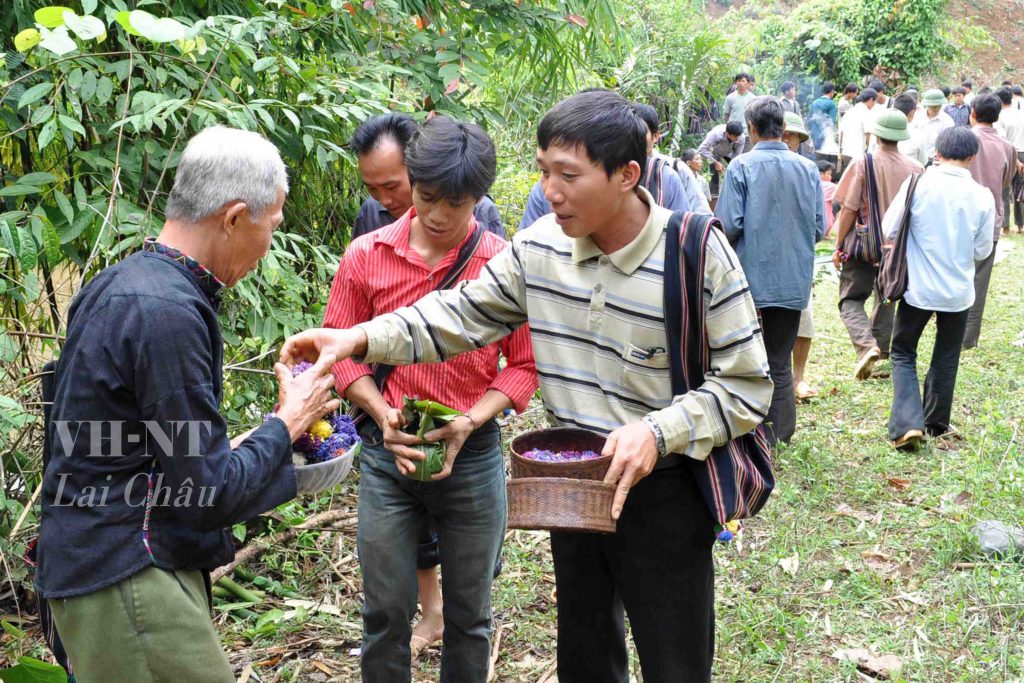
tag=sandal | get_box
[795,381,819,400]
[410,634,440,659]
[893,429,924,451]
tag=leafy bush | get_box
[740,0,990,89]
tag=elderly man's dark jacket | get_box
[36,244,296,598]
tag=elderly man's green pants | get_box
[48,566,235,683]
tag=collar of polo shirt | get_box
[570,186,667,275]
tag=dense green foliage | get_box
[0,0,629,575]
[744,0,988,90]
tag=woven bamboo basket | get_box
[507,428,617,534]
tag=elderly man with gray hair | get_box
[35,126,339,682]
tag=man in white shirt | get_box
[915,89,955,164]
[892,94,928,166]
[838,88,877,172]
[880,127,994,451]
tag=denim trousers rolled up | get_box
[888,301,969,439]
[357,421,506,683]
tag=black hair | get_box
[404,116,496,201]
[857,88,878,104]
[537,90,647,179]
[952,86,966,96]
[816,159,834,175]
[936,126,979,160]
[995,87,1013,106]
[780,81,796,95]
[734,72,752,83]
[941,86,951,98]
[682,149,700,163]
[843,82,859,95]
[632,102,660,136]
[868,79,886,94]
[892,94,918,117]
[1002,80,1013,86]
[962,81,973,90]
[821,82,835,95]
[1014,86,1023,97]
[973,93,1002,123]
[725,120,745,137]
[979,86,993,95]
[350,113,418,156]
[745,96,785,139]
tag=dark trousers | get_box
[963,242,996,349]
[838,155,853,181]
[888,301,969,439]
[709,157,733,197]
[550,466,715,683]
[710,165,722,197]
[1002,151,1024,228]
[838,258,895,357]
[759,307,802,445]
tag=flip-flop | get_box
[410,634,440,659]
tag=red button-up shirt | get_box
[324,209,537,413]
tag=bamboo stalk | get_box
[210,508,353,582]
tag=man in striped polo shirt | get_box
[284,90,772,682]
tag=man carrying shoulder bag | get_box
[832,110,924,380]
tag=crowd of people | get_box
[32,70,1017,683]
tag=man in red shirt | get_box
[324,116,537,681]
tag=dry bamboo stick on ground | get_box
[211,508,354,582]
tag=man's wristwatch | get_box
[642,415,668,456]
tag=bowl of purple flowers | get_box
[507,428,616,534]
[267,362,361,494]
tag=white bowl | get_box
[293,441,360,493]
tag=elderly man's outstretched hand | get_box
[279,328,368,367]
[273,353,340,441]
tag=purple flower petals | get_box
[522,448,600,462]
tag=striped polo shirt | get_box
[357,189,772,460]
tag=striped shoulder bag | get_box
[663,211,776,539]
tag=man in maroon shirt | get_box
[964,92,1018,348]
[324,116,537,681]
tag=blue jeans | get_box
[357,422,506,683]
